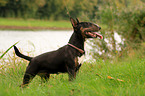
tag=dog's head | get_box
[70,17,103,39]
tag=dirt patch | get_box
[0,25,72,30]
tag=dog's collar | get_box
[68,43,85,54]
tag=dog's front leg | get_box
[68,68,76,81]
[75,63,82,72]
[66,64,76,81]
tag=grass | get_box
[0,48,145,96]
[0,18,72,28]
[0,41,19,59]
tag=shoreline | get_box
[0,25,72,31]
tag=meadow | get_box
[0,47,144,96]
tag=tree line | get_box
[0,0,98,20]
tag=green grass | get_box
[0,49,145,96]
[0,18,72,28]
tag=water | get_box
[0,30,76,56]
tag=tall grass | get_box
[0,41,19,59]
[0,47,144,96]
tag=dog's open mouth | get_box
[86,32,103,39]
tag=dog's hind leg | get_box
[20,63,38,88]
[39,73,50,83]
[20,73,36,88]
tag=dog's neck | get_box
[68,32,85,51]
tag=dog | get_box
[14,17,103,87]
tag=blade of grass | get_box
[0,41,19,59]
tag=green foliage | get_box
[0,49,145,96]
[0,0,99,20]
[0,0,8,6]
[90,0,145,60]
[118,7,145,46]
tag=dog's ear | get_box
[70,17,78,28]
[76,18,79,24]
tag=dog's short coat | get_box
[14,17,103,87]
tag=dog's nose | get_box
[99,27,101,30]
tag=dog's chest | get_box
[77,55,84,64]
[77,43,86,64]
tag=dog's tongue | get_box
[94,32,103,39]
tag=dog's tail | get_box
[13,45,33,61]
